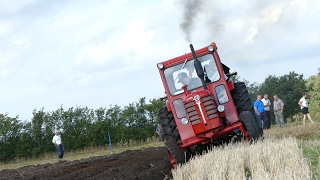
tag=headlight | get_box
[157,63,164,69]
[208,45,214,52]
[217,105,225,112]
[181,118,189,125]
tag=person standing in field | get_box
[156,124,164,142]
[273,94,285,128]
[261,94,271,129]
[254,95,268,129]
[52,130,65,159]
[298,92,314,125]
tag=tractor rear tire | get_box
[159,107,188,168]
[159,107,180,142]
[165,139,185,169]
[231,82,255,115]
[231,82,263,136]
[240,111,262,141]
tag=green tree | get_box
[30,108,46,156]
[105,105,125,144]
[145,98,166,124]
[233,75,261,102]
[87,107,110,146]
[258,72,306,122]
[42,112,57,153]
[122,103,138,142]
[0,114,22,162]
[145,98,166,137]
[60,106,93,150]
[0,97,174,162]
[15,121,33,158]
[306,68,320,119]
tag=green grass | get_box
[301,141,320,179]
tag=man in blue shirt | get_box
[254,95,268,129]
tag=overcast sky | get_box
[0,0,319,121]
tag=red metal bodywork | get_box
[157,42,248,150]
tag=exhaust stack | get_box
[189,44,208,90]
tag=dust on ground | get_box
[0,146,173,180]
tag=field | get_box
[0,121,319,180]
[0,145,172,180]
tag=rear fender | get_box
[166,100,172,111]
[227,79,234,91]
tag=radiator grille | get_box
[185,95,217,125]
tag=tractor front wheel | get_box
[231,82,263,137]
[240,111,262,142]
[159,107,188,168]
[159,107,181,142]
[165,139,185,169]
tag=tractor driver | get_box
[204,60,220,82]
[177,72,202,90]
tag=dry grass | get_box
[173,122,320,180]
[264,121,320,140]
[172,138,311,179]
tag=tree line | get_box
[1,69,319,162]
[240,69,320,124]
[0,97,165,162]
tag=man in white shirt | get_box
[261,94,271,129]
[298,92,314,125]
[52,130,65,159]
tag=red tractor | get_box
[156,42,263,168]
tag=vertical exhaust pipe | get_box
[189,44,208,90]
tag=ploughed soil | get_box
[0,146,173,180]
